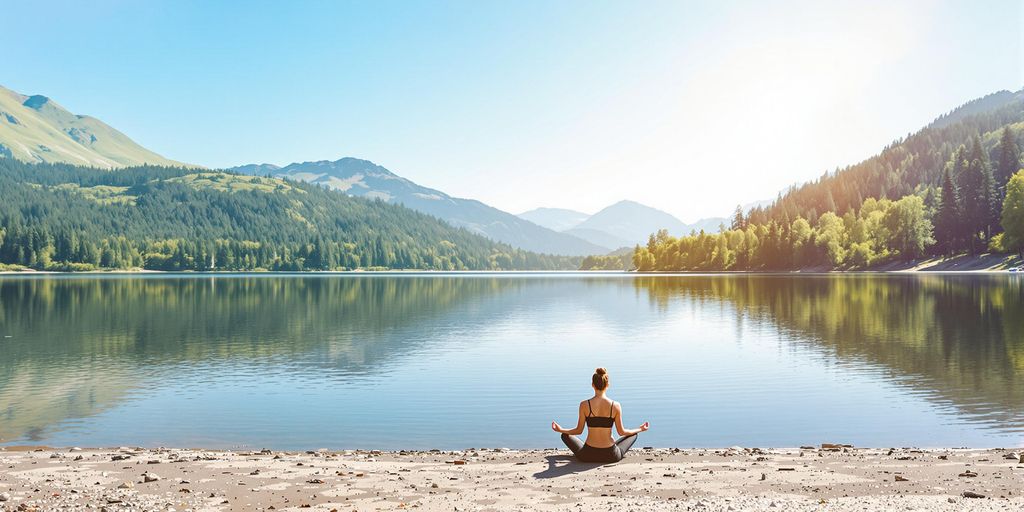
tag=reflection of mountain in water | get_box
[3,274,1023,445]
[633,274,1024,431]
[0,275,527,442]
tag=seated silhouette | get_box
[551,367,649,463]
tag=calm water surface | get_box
[1,273,1022,449]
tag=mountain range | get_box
[520,202,728,249]
[0,85,188,169]
[230,158,731,254]
[0,83,779,260]
[228,158,609,256]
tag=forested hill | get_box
[749,89,1024,225]
[622,88,1024,272]
[0,160,579,271]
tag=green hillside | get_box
[750,89,1024,225]
[0,160,578,271]
[631,88,1024,271]
[0,85,190,169]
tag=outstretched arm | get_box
[551,402,586,435]
[614,402,650,437]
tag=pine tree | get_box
[956,138,994,251]
[934,169,963,255]
[995,126,1021,200]
[730,205,745,230]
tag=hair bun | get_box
[592,367,610,390]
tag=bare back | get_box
[578,396,626,448]
[553,369,650,460]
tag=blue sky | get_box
[3,0,1022,221]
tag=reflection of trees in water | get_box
[4,274,1022,444]
[0,363,137,442]
[0,275,521,442]
[0,276,520,362]
[634,274,1024,430]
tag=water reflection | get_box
[0,275,522,442]
[0,273,1021,448]
[633,274,1024,432]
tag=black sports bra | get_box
[585,399,616,428]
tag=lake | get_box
[1,273,1022,450]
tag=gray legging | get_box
[561,433,638,463]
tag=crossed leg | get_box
[560,433,584,455]
[562,433,638,459]
[615,433,638,456]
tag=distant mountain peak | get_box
[561,199,708,249]
[610,199,644,207]
[517,207,591,232]
[335,156,377,165]
[593,199,680,219]
[244,163,281,170]
[519,199,724,249]
[229,163,282,175]
[278,158,406,183]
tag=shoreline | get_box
[1,267,1022,276]
[0,252,1020,275]
[1,446,1021,511]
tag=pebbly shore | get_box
[1,445,1022,511]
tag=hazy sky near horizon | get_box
[4,1,1022,221]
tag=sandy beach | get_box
[1,445,1021,511]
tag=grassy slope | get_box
[165,172,304,194]
[0,85,191,169]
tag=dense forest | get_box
[0,160,579,271]
[619,89,1024,271]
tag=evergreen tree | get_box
[730,205,745,230]
[995,126,1021,200]
[934,169,963,255]
[957,138,994,251]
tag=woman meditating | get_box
[551,367,650,463]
